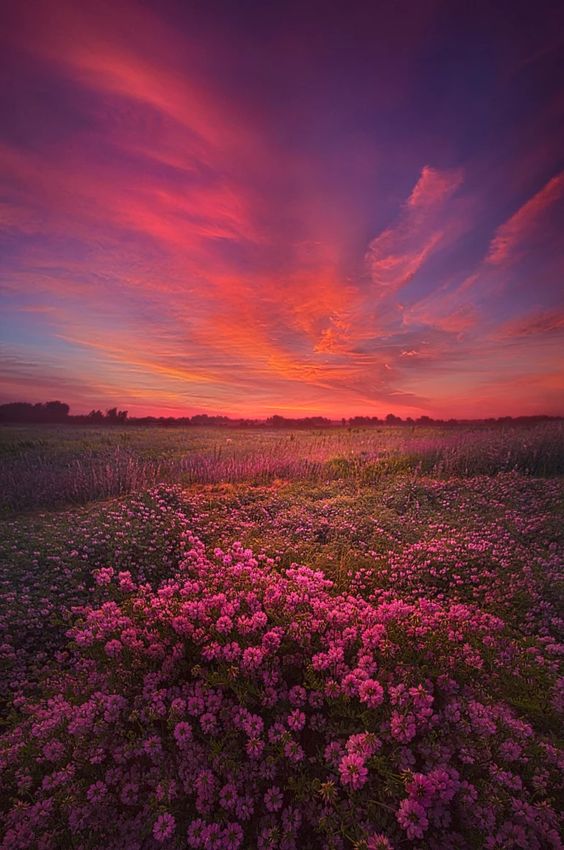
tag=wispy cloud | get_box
[365,166,464,293]
[486,171,564,266]
[495,308,564,339]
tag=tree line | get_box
[0,401,561,427]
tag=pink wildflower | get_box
[338,753,368,790]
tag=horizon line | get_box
[1,400,563,424]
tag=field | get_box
[0,423,563,849]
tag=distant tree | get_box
[106,408,128,424]
[0,402,34,423]
[266,415,286,427]
[44,401,70,422]
[348,416,382,427]
[385,413,402,424]
[0,400,69,423]
[191,414,231,426]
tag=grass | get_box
[0,421,562,512]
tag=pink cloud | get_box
[494,308,564,339]
[365,166,464,292]
[487,171,564,266]
[407,165,463,209]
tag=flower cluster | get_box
[1,529,562,849]
[0,486,192,707]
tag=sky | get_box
[1,0,563,418]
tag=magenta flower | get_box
[338,753,368,790]
[86,780,107,803]
[173,720,193,746]
[358,678,385,708]
[287,709,306,731]
[396,798,429,839]
[264,785,284,812]
[284,740,305,762]
[222,822,244,850]
[153,812,175,842]
[1,499,562,850]
[367,835,393,850]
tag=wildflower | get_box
[358,678,385,708]
[367,835,393,850]
[339,753,368,790]
[264,786,283,812]
[284,740,305,762]
[222,822,244,850]
[187,818,206,847]
[287,709,306,731]
[104,639,122,657]
[246,737,265,759]
[153,812,176,844]
[86,781,107,803]
[396,798,429,839]
[173,721,193,746]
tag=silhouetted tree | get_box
[106,408,128,423]
[44,401,70,422]
[348,416,382,427]
[1,400,562,429]
[0,400,69,423]
[265,415,332,428]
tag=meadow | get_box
[0,423,563,849]
[1,421,563,513]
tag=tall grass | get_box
[0,422,562,512]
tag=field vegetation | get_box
[1,421,562,513]
[0,424,562,849]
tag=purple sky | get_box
[1,0,563,417]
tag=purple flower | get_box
[173,721,193,746]
[339,753,368,790]
[264,785,283,812]
[358,678,384,708]
[222,822,244,850]
[153,812,175,842]
[397,798,429,839]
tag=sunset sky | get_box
[1,0,563,418]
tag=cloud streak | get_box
[486,172,564,266]
[365,166,464,293]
